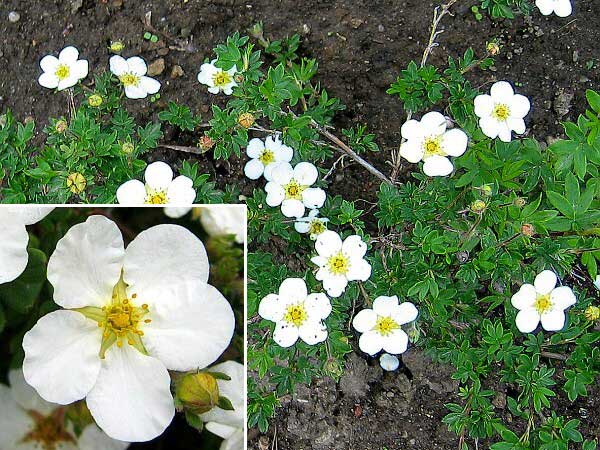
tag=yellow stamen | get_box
[492,103,511,121]
[374,316,399,336]
[258,149,275,165]
[145,189,168,204]
[284,304,308,327]
[212,70,232,87]
[327,252,350,275]
[534,293,553,314]
[423,137,445,158]
[283,180,306,200]
[119,72,140,87]
[55,64,70,81]
[308,220,326,236]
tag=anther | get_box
[145,319,152,323]
[132,293,138,299]
[117,340,123,348]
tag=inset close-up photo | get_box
[0,206,246,450]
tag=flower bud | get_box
[238,112,255,129]
[470,200,487,214]
[121,142,135,154]
[109,41,125,53]
[176,372,220,414]
[521,223,535,237]
[67,173,86,194]
[234,73,244,84]
[323,358,344,378]
[486,41,500,56]
[514,197,527,208]
[480,184,493,197]
[88,94,103,107]
[584,306,600,322]
[198,135,215,151]
[55,120,68,133]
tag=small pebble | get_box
[8,11,20,23]
[147,58,165,76]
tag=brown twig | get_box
[159,144,204,155]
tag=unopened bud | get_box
[121,142,135,154]
[177,372,220,414]
[238,112,255,129]
[55,120,68,133]
[323,358,344,378]
[514,197,527,208]
[521,223,535,237]
[486,41,500,56]
[470,200,487,214]
[584,306,600,322]
[480,184,493,196]
[67,173,86,194]
[109,41,125,53]
[198,135,215,151]
[234,73,244,84]
[88,94,103,107]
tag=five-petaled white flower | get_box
[258,278,331,347]
[536,0,572,17]
[0,207,53,285]
[23,215,235,442]
[199,361,244,450]
[116,161,196,206]
[197,59,238,95]
[511,270,576,333]
[474,81,531,142]
[265,162,326,218]
[352,296,418,355]
[0,368,129,450]
[294,209,329,240]
[109,55,161,99]
[38,46,89,91]
[199,206,246,244]
[379,353,400,372]
[311,230,371,298]
[399,111,468,177]
[244,136,293,181]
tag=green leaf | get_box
[184,410,204,432]
[546,191,574,219]
[0,248,47,314]
[217,395,235,411]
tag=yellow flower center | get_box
[327,252,350,276]
[492,103,511,121]
[534,293,553,315]
[283,179,306,200]
[55,64,70,81]
[259,149,275,165]
[21,409,75,450]
[212,70,232,87]
[308,219,326,236]
[284,303,308,327]
[145,189,168,204]
[119,72,140,87]
[423,137,445,158]
[374,316,399,336]
[74,277,151,358]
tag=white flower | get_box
[265,162,326,218]
[511,270,577,333]
[199,361,244,450]
[116,161,196,206]
[474,81,531,142]
[197,59,238,95]
[0,207,53,284]
[38,46,89,91]
[23,215,235,442]
[199,206,246,244]
[353,296,418,355]
[536,0,572,17]
[0,368,129,450]
[294,209,329,240]
[311,230,371,298]
[164,206,194,219]
[109,55,161,99]
[379,353,400,371]
[258,278,331,347]
[399,111,468,177]
[244,136,293,180]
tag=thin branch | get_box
[159,144,204,155]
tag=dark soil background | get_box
[1,0,599,449]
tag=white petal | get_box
[23,310,102,404]
[142,282,234,371]
[515,308,540,333]
[57,73,80,91]
[116,180,147,204]
[315,230,343,257]
[497,123,514,142]
[126,56,148,76]
[534,270,557,295]
[199,361,244,428]
[278,278,308,303]
[3,206,53,225]
[352,309,377,333]
[258,294,284,322]
[124,84,147,99]
[536,0,555,15]
[382,329,409,354]
[342,235,368,258]
[304,293,332,320]
[511,284,537,310]
[509,94,531,119]
[144,161,174,191]
[244,158,265,180]
[294,220,311,234]
[8,369,55,416]
[508,117,526,135]
[59,46,79,64]
[0,384,34,449]
[48,215,124,308]
[322,275,348,298]
[293,162,318,186]
[246,138,265,158]
[270,162,294,185]
[38,72,59,89]
[40,54,59,73]
[302,188,326,209]
[275,144,294,162]
[372,296,399,317]
[78,424,130,450]
[490,81,515,100]
[298,320,328,345]
[166,176,196,204]
[441,129,468,156]
[346,258,372,281]
[550,286,576,310]
[554,0,572,16]
[479,116,500,139]
[420,111,447,134]
[540,309,566,331]
[399,139,425,163]
[281,199,305,218]
[73,59,89,80]
[0,221,28,284]
[358,330,384,355]
[423,155,454,177]
[86,345,174,442]
[400,119,423,140]
[109,55,128,76]
[207,86,220,94]
[273,322,299,347]
[123,224,209,301]
[140,76,161,94]
[474,94,494,118]
[395,302,419,325]
[265,183,285,207]
[164,207,192,219]
[380,353,400,371]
